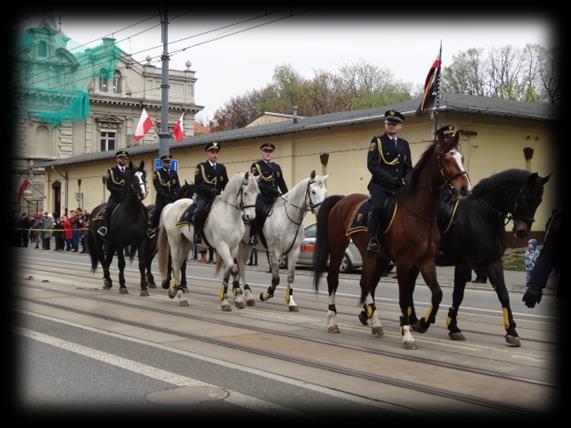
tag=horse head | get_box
[434,125,472,199]
[127,160,148,201]
[177,180,196,199]
[307,169,329,215]
[239,171,259,223]
[511,172,550,238]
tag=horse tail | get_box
[157,220,169,279]
[313,195,344,292]
[86,230,99,273]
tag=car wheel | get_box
[340,255,353,273]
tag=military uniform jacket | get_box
[251,160,288,200]
[154,168,181,204]
[106,165,128,203]
[367,133,413,194]
[194,161,229,201]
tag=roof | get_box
[38,92,557,169]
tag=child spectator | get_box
[524,238,540,283]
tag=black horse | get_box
[407,169,550,346]
[87,160,151,295]
[142,181,196,290]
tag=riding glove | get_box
[522,284,543,308]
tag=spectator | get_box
[53,216,65,251]
[40,212,53,250]
[523,209,563,308]
[524,238,540,283]
[62,215,73,251]
[79,209,90,253]
[32,211,42,248]
[207,248,215,264]
[247,248,258,266]
[16,213,30,247]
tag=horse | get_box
[233,170,329,311]
[406,169,550,347]
[157,172,259,309]
[313,129,472,349]
[142,181,196,290]
[86,160,150,295]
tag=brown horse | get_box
[313,129,472,349]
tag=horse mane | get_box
[470,169,531,200]
[400,141,438,198]
[220,172,258,201]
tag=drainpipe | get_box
[51,165,68,215]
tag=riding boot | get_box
[248,220,258,245]
[193,210,204,244]
[366,207,381,253]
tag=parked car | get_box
[279,223,362,273]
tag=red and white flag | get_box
[18,178,30,196]
[172,112,185,142]
[134,108,154,142]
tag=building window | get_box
[113,70,122,93]
[100,130,116,152]
[38,41,48,57]
[99,69,108,92]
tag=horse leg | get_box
[138,243,149,297]
[447,265,471,341]
[146,244,158,289]
[161,253,172,290]
[488,261,520,347]
[260,251,280,302]
[407,265,423,330]
[168,240,190,306]
[284,246,301,312]
[215,243,235,312]
[237,244,255,306]
[117,248,128,294]
[396,261,416,349]
[180,259,189,293]
[102,246,115,290]
[365,261,385,336]
[416,258,443,333]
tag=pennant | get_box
[134,108,154,142]
[18,178,30,196]
[172,112,185,142]
[416,44,442,116]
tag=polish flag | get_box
[134,108,153,142]
[172,112,185,142]
[18,178,30,196]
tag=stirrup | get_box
[249,235,258,245]
[97,226,108,237]
[147,228,156,239]
[367,239,380,253]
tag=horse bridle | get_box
[127,169,148,201]
[219,180,256,217]
[481,182,535,226]
[280,179,322,226]
[436,152,469,193]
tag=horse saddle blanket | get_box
[437,192,461,235]
[346,196,398,237]
[176,203,198,227]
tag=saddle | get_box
[346,196,398,237]
[177,203,200,227]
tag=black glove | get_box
[522,284,543,308]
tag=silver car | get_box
[281,223,363,273]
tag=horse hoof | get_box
[221,303,232,312]
[168,288,177,299]
[119,288,129,295]
[140,290,149,297]
[288,305,299,313]
[246,298,256,306]
[235,300,246,309]
[371,326,384,336]
[102,285,112,290]
[179,299,189,307]
[161,281,170,290]
[506,335,521,347]
[403,340,417,350]
[413,321,428,334]
[449,332,466,341]
[328,325,340,334]
[358,311,368,326]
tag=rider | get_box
[248,142,288,245]
[148,154,181,239]
[188,142,229,244]
[366,110,413,253]
[97,150,130,237]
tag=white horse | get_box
[235,170,328,311]
[157,172,259,310]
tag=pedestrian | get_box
[522,209,563,308]
[247,247,258,266]
[53,216,65,251]
[366,110,413,253]
[62,215,73,251]
[40,212,53,250]
[524,238,540,283]
[248,142,289,245]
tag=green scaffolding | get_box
[16,22,121,127]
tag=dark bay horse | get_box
[87,160,150,295]
[407,169,550,347]
[313,129,472,349]
[142,181,196,290]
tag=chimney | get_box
[292,105,299,124]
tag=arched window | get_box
[99,68,108,92]
[38,41,47,57]
[112,70,122,93]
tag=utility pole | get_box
[159,6,170,158]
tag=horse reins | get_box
[480,183,535,226]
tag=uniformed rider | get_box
[188,142,229,244]
[148,154,181,239]
[366,110,413,253]
[248,142,288,245]
[98,150,130,237]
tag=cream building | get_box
[13,20,202,214]
[37,92,559,246]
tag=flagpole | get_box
[432,41,442,135]
[158,6,170,158]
